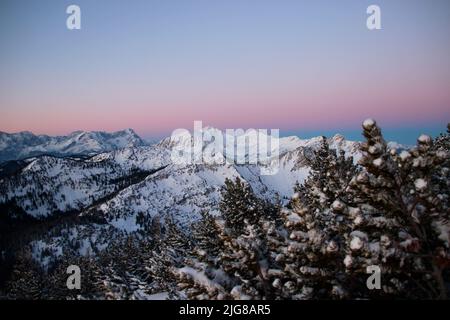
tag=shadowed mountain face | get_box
[0,129,147,163]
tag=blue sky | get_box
[0,0,449,144]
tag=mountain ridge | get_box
[0,128,148,163]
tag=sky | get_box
[0,0,449,144]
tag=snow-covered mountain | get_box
[0,129,147,163]
[0,128,361,232]
[0,127,366,276]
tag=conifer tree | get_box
[345,119,450,299]
[175,179,285,299]
[5,249,45,300]
[279,139,358,299]
[46,255,102,300]
[219,177,262,233]
[191,211,222,261]
[295,137,358,211]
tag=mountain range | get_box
[0,127,362,267]
[0,127,361,223]
[0,129,147,163]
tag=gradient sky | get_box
[0,0,449,144]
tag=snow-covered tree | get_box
[345,119,450,299]
[175,178,285,300]
[46,254,102,300]
[220,177,263,233]
[294,136,358,210]
[191,211,222,262]
[279,139,358,299]
[162,215,193,254]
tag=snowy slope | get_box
[0,156,134,218]
[82,130,361,230]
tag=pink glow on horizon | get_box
[1,96,448,137]
[1,65,449,136]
